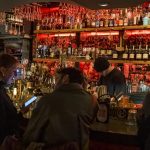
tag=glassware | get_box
[126,109,137,125]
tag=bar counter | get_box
[90,119,140,150]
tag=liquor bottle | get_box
[128,8,134,26]
[82,15,87,28]
[104,18,109,27]
[103,10,108,27]
[136,45,142,60]
[45,46,50,58]
[69,16,73,29]
[100,49,106,56]
[108,16,114,27]
[87,18,91,28]
[143,13,149,25]
[148,45,150,59]
[74,19,78,29]
[106,49,113,58]
[91,17,96,28]
[119,10,124,26]
[95,16,100,28]
[124,9,128,26]
[114,17,119,27]
[67,43,72,56]
[133,8,138,25]
[36,22,40,30]
[122,45,129,59]
[110,10,116,27]
[129,46,135,60]
[99,18,104,27]
[112,46,118,59]
[143,45,149,60]
[137,13,143,25]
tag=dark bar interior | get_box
[0,1,150,150]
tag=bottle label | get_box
[143,17,149,25]
[107,50,112,55]
[119,19,123,26]
[124,18,128,26]
[95,20,100,28]
[104,19,109,27]
[122,53,128,59]
[101,50,106,55]
[108,19,114,27]
[129,54,134,59]
[133,16,137,25]
[113,53,118,59]
[100,20,104,27]
[91,21,96,27]
[67,47,72,55]
[136,54,142,59]
[36,25,40,30]
[143,54,148,59]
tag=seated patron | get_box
[23,67,98,150]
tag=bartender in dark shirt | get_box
[94,57,126,97]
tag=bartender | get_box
[94,57,126,97]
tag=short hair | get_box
[94,57,110,72]
[57,67,84,84]
[0,54,18,68]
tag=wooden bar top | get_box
[90,119,137,136]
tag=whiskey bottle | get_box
[95,16,100,28]
[136,45,142,60]
[112,46,118,59]
[119,10,124,26]
[124,9,129,26]
[122,45,129,59]
[129,46,135,60]
[143,45,149,60]
[99,18,104,27]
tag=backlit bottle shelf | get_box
[34,25,150,34]
[33,58,150,65]
[109,60,150,64]
[33,58,59,63]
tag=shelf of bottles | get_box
[5,13,24,36]
[32,1,150,62]
[33,58,150,65]
[34,2,150,31]
[33,29,150,62]
[34,25,150,34]
[124,64,150,93]
[31,1,150,94]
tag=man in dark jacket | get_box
[23,67,98,150]
[94,57,126,97]
[0,54,20,144]
[137,92,150,150]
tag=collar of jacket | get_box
[56,83,83,91]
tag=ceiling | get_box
[72,0,149,9]
[0,0,149,11]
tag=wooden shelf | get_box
[109,60,150,64]
[33,58,150,64]
[33,58,59,63]
[34,25,150,34]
